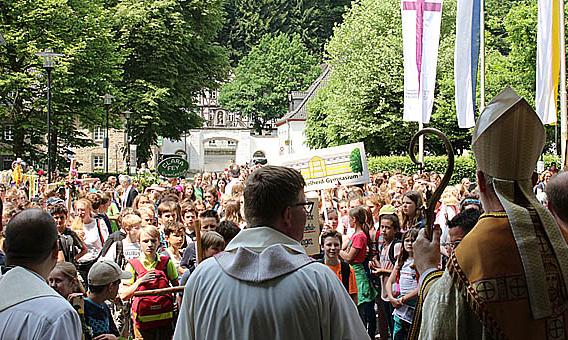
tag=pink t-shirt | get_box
[350,232,368,264]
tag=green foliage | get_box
[368,155,477,185]
[219,33,321,133]
[115,0,230,163]
[1,0,229,169]
[306,0,567,156]
[350,148,363,174]
[305,0,471,156]
[368,154,560,184]
[219,0,352,64]
[0,0,122,167]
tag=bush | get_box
[367,154,559,185]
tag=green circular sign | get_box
[157,157,189,177]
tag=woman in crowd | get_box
[400,191,425,231]
[74,198,108,283]
[216,178,227,198]
[340,206,377,339]
[133,193,153,210]
[222,199,244,228]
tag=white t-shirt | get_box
[101,239,140,265]
[79,219,108,262]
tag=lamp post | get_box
[36,49,63,183]
[102,93,114,174]
[123,110,131,175]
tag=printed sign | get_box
[301,197,321,256]
[157,156,189,178]
[279,142,369,191]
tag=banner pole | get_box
[479,0,486,113]
[559,0,567,169]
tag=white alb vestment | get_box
[174,227,369,340]
[0,267,82,340]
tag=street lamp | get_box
[123,110,132,175]
[102,93,114,174]
[36,48,64,183]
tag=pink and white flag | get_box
[401,0,443,123]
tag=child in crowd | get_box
[321,230,358,304]
[85,260,131,339]
[372,209,402,339]
[157,201,180,249]
[49,204,87,264]
[199,230,225,260]
[101,213,142,268]
[180,201,197,244]
[138,206,156,227]
[386,229,419,340]
[48,261,85,300]
[339,206,377,339]
[164,221,187,277]
[120,225,178,340]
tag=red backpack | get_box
[130,255,174,330]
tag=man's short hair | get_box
[158,200,180,218]
[199,209,220,222]
[216,220,240,244]
[244,166,305,226]
[3,209,58,265]
[230,164,241,178]
[48,204,68,216]
[546,172,568,223]
[447,208,481,235]
[320,230,342,247]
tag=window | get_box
[208,140,216,146]
[93,126,104,141]
[92,155,104,170]
[4,125,13,141]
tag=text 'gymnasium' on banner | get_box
[302,197,321,256]
[278,142,369,192]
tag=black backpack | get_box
[100,231,127,267]
[388,237,402,266]
[319,259,351,292]
[58,234,76,263]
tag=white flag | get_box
[536,0,561,125]
[401,0,443,123]
[454,0,480,128]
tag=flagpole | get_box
[479,0,486,112]
[560,0,567,169]
[419,121,424,166]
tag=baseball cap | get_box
[46,197,65,206]
[378,204,397,216]
[88,260,132,286]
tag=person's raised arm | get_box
[339,246,359,264]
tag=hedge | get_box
[367,154,559,185]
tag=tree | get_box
[350,148,363,174]
[219,0,352,65]
[115,0,230,163]
[219,33,321,133]
[0,0,122,169]
[305,0,556,156]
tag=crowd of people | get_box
[0,159,561,340]
[0,90,567,340]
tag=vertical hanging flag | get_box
[454,0,480,128]
[402,0,444,123]
[536,0,561,125]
